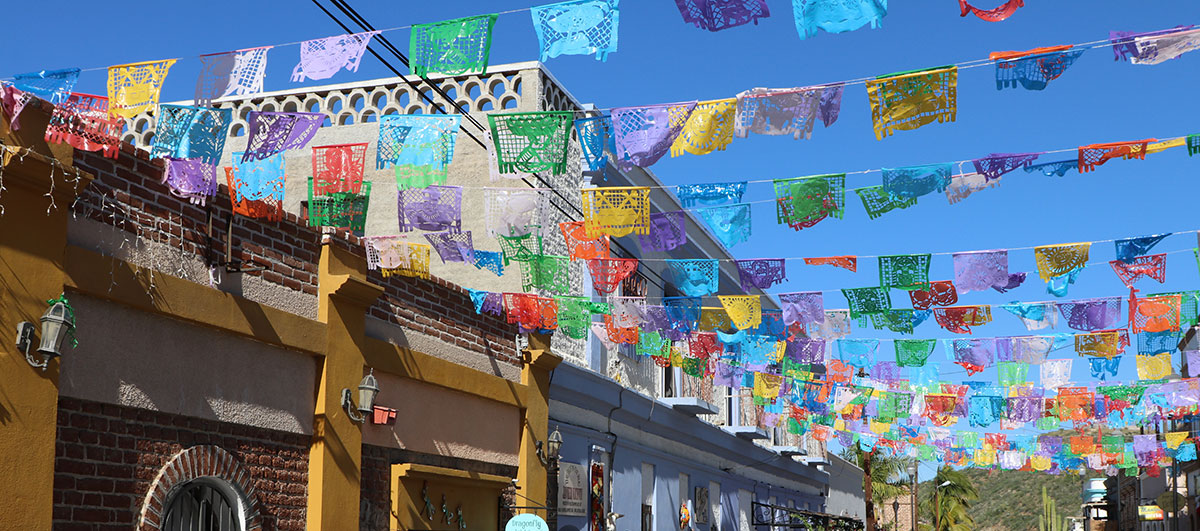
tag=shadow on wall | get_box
[61,292,315,434]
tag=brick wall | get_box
[54,396,309,530]
[72,146,321,297]
[72,144,521,367]
[326,235,523,367]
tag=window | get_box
[663,365,681,398]
[737,489,752,531]
[642,463,655,531]
[709,481,721,531]
[162,478,248,531]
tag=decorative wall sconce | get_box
[536,425,563,465]
[16,295,76,372]
[342,371,380,424]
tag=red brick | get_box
[72,507,113,522]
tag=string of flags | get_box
[2,15,1196,164]
[5,6,1200,474]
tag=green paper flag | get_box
[856,185,917,220]
[998,361,1029,388]
[878,254,931,291]
[842,286,892,319]
[522,255,571,294]
[895,339,937,367]
[497,233,542,266]
[307,178,370,231]
[410,14,498,77]
[773,174,846,229]
[488,112,574,174]
[556,296,610,339]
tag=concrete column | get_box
[0,105,93,530]
[308,239,383,530]
[517,332,562,514]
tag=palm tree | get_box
[839,447,914,530]
[918,466,978,531]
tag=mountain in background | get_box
[944,468,1093,531]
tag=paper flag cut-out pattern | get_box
[792,0,887,40]
[531,0,620,62]
[581,186,651,238]
[195,47,270,106]
[671,98,737,157]
[696,203,752,248]
[398,185,463,233]
[613,102,696,171]
[488,112,574,175]
[292,32,378,82]
[45,93,123,159]
[377,114,462,189]
[151,105,232,164]
[866,66,957,140]
[410,16,498,77]
[312,143,368,195]
[676,0,770,32]
[958,0,1023,22]
[107,60,176,120]
[242,111,323,163]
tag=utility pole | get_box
[910,462,918,531]
[934,481,940,531]
[864,450,875,531]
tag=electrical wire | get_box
[311,0,675,294]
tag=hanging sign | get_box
[558,462,587,517]
[505,513,549,531]
[1139,505,1165,521]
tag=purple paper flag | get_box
[972,152,1042,181]
[637,211,687,252]
[779,292,824,326]
[714,362,745,387]
[292,31,379,82]
[1057,297,1123,331]
[612,102,697,171]
[1187,351,1200,377]
[398,185,463,233]
[195,47,271,106]
[675,0,770,31]
[786,337,826,364]
[425,231,476,264]
[241,111,324,162]
[162,158,219,205]
[736,259,787,290]
[953,250,1011,294]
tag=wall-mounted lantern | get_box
[536,425,563,465]
[16,295,76,372]
[342,370,380,424]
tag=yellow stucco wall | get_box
[391,464,512,531]
[0,108,93,531]
[1,104,559,530]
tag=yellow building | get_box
[0,98,558,530]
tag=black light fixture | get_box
[536,425,563,465]
[342,370,380,424]
[16,295,76,372]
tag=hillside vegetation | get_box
[943,468,1092,531]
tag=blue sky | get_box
[9,1,1200,472]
